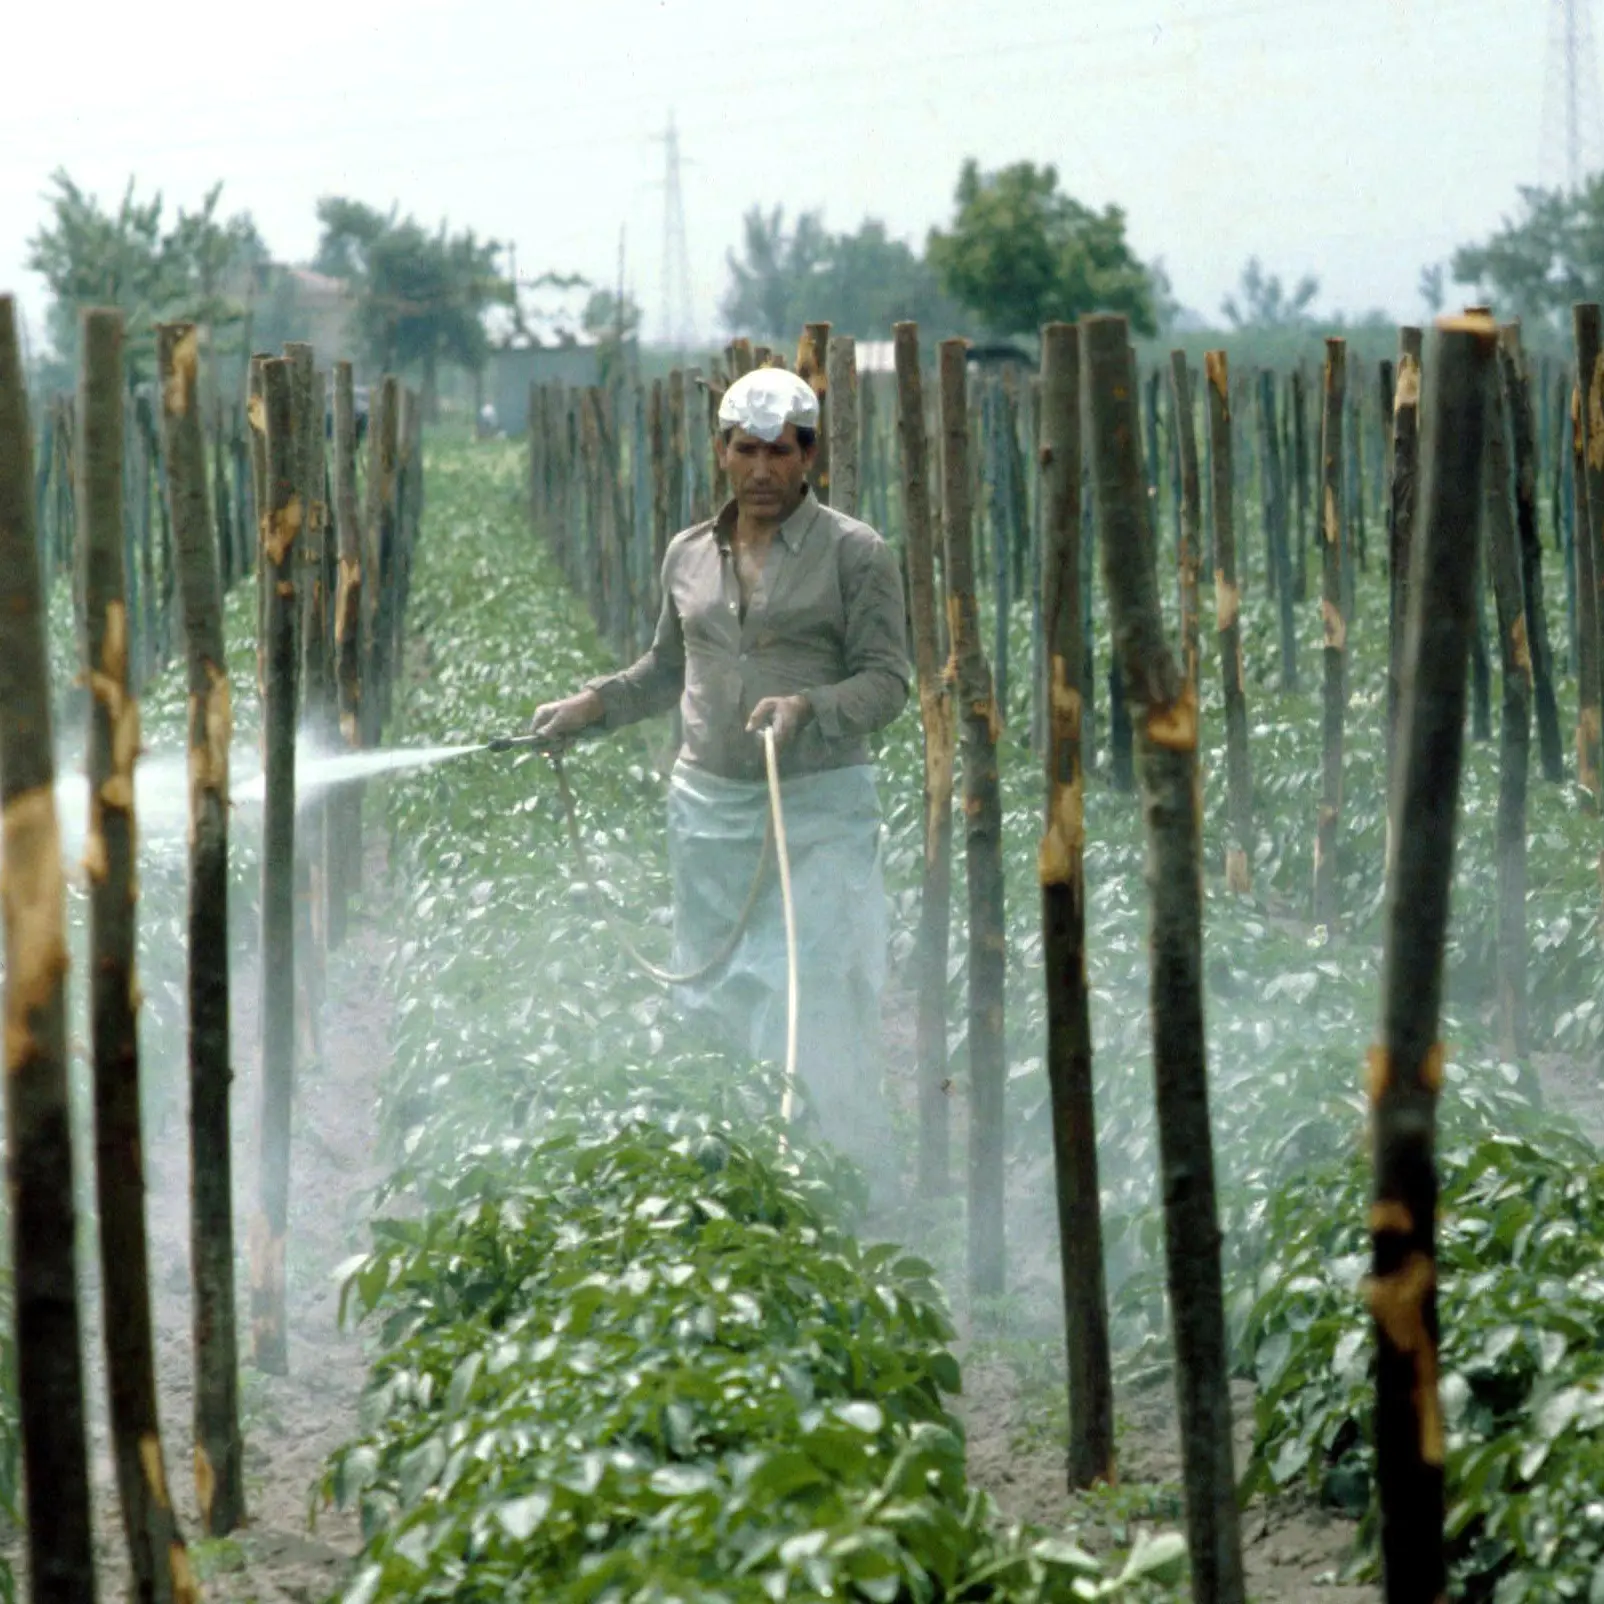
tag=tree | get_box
[722,207,828,340]
[581,289,642,390]
[1450,180,1604,324]
[313,198,511,415]
[1220,256,1320,331]
[926,159,1155,338]
[27,170,263,382]
[1419,262,1447,316]
[722,209,962,342]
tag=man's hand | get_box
[746,694,812,751]
[529,688,604,743]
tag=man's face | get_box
[716,424,815,519]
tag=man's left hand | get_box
[746,694,813,750]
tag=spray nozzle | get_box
[487,732,573,755]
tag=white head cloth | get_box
[718,369,820,442]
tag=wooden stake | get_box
[1169,352,1203,693]
[1480,354,1531,1068]
[252,357,299,1377]
[1291,364,1311,602]
[159,322,247,1535]
[1315,338,1347,929]
[0,294,98,1604]
[1258,370,1298,692]
[796,322,831,502]
[894,324,953,1201]
[364,378,399,749]
[330,361,365,929]
[1039,322,1115,1489]
[1571,307,1604,805]
[1204,352,1253,892]
[1083,312,1245,1604]
[1499,326,1565,783]
[939,338,1006,1301]
[1387,329,1424,792]
[826,336,859,518]
[1370,313,1498,1604]
[86,312,193,1603]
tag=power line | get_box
[1542,0,1604,189]
[655,113,696,353]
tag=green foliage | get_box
[26,169,265,383]
[721,208,963,344]
[581,290,643,392]
[313,198,510,402]
[926,160,1155,339]
[1242,1109,1604,1600]
[326,442,1184,1602]
[1450,177,1604,330]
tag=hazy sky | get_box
[0,0,1577,351]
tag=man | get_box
[530,367,909,1184]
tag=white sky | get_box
[0,0,1578,351]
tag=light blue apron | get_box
[666,759,891,1165]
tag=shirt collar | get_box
[712,485,820,552]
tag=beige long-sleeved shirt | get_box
[587,490,910,781]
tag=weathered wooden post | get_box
[252,356,300,1376]
[1291,364,1311,601]
[1387,330,1424,791]
[0,295,98,1604]
[940,337,1006,1300]
[364,377,398,749]
[1499,326,1564,782]
[1481,356,1532,1069]
[1169,351,1203,693]
[1039,322,1115,1489]
[391,386,423,719]
[212,396,235,593]
[1205,352,1253,892]
[286,346,326,1064]
[86,311,192,1602]
[159,322,247,1534]
[1369,314,1498,1604]
[826,335,858,518]
[1315,338,1348,929]
[330,361,365,930]
[1259,369,1297,691]
[894,324,953,1201]
[1571,308,1603,805]
[796,322,831,501]
[1083,312,1245,1604]
[984,381,1013,724]
[667,366,688,540]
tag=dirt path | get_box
[953,1362,1376,1602]
[76,842,393,1603]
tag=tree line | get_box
[24,157,1596,411]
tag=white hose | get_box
[763,726,799,1123]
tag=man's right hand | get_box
[528,688,605,743]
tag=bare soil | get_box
[77,844,393,1604]
[952,1362,1376,1603]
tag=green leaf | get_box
[834,1401,884,1434]
[1115,1530,1188,1587]
[495,1489,552,1542]
[1031,1537,1101,1572]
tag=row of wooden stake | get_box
[527,309,1565,1604]
[0,295,422,1604]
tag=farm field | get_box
[299,424,1604,1602]
[2,324,1603,1604]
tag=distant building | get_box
[273,267,358,367]
[490,340,638,434]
